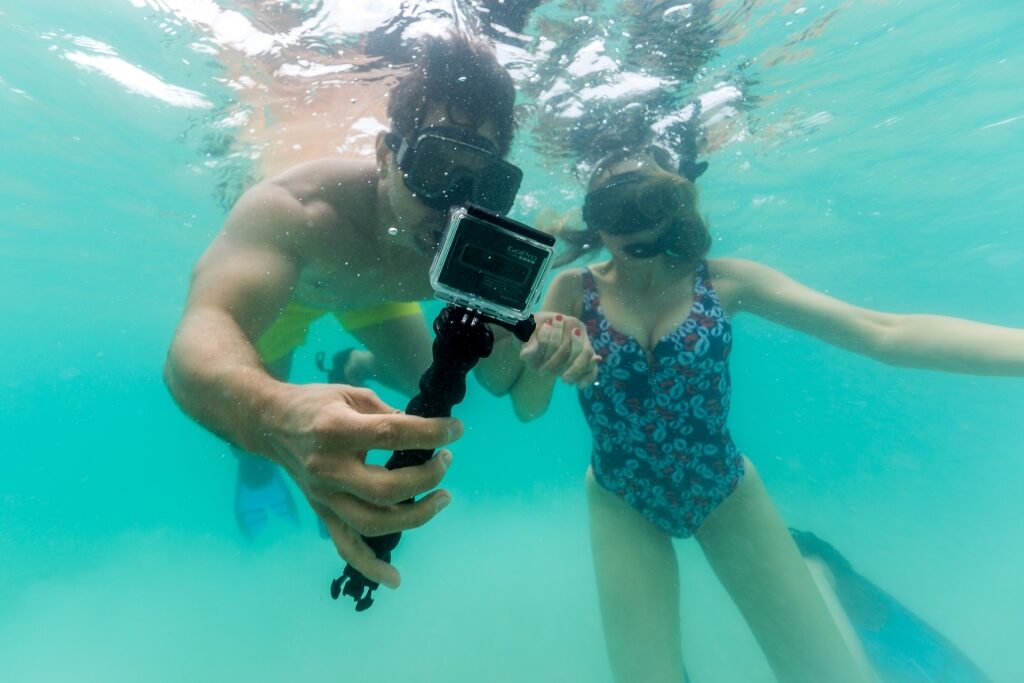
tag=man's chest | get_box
[294,250,434,310]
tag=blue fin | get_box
[791,529,993,683]
[235,464,300,538]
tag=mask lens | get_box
[404,135,521,214]
[584,176,652,234]
[475,163,522,214]
[404,137,463,196]
[608,208,658,235]
[638,180,686,223]
[584,173,687,234]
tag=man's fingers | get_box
[562,329,599,383]
[564,326,584,374]
[548,315,565,353]
[326,488,452,537]
[535,320,553,363]
[342,386,399,416]
[567,354,601,389]
[336,449,453,505]
[541,315,567,366]
[562,341,593,384]
[315,504,401,589]
[538,333,573,375]
[345,412,464,452]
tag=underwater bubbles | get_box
[662,4,694,24]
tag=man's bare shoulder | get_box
[269,157,377,208]
[228,158,377,246]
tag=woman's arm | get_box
[716,258,1024,376]
[510,270,598,421]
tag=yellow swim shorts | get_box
[255,299,422,364]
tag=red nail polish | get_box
[574,328,581,336]
[555,314,564,321]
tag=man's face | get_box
[379,106,505,257]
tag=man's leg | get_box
[233,353,300,538]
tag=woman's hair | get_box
[555,145,711,267]
[387,34,517,155]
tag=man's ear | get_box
[375,131,390,178]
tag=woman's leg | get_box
[587,466,687,683]
[695,457,875,683]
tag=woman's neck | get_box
[601,255,695,295]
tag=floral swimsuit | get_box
[578,261,745,537]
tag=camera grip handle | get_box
[331,306,495,611]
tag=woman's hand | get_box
[519,313,601,389]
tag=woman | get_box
[504,146,1022,682]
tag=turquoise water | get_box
[1,1,1022,681]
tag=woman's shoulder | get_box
[545,266,594,318]
[550,260,605,285]
[550,259,612,292]
[707,257,758,277]
[706,258,765,316]
[548,267,585,298]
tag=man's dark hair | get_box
[387,34,516,155]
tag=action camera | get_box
[429,204,556,324]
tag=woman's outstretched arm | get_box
[715,258,1024,375]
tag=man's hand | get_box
[267,383,463,589]
[519,313,600,389]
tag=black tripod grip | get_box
[331,306,496,611]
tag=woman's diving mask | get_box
[582,170,690,234]
[582,170,694,257]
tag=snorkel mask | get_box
[385,126,523,215]
[582,170,692,258]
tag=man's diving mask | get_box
[385,126,523,216]
[582,171,691,235]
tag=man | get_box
[165,34,523,591]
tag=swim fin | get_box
[791,529,993,683]
[234,463,300,538]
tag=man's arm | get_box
[165,182,304,453]
[165,182,461,589]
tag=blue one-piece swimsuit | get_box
[578,260,745,537]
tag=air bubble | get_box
[387,227,399,236]
[662,4,694,24]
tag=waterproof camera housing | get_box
[429,204,556,324]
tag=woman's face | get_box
[599,218,675,259]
